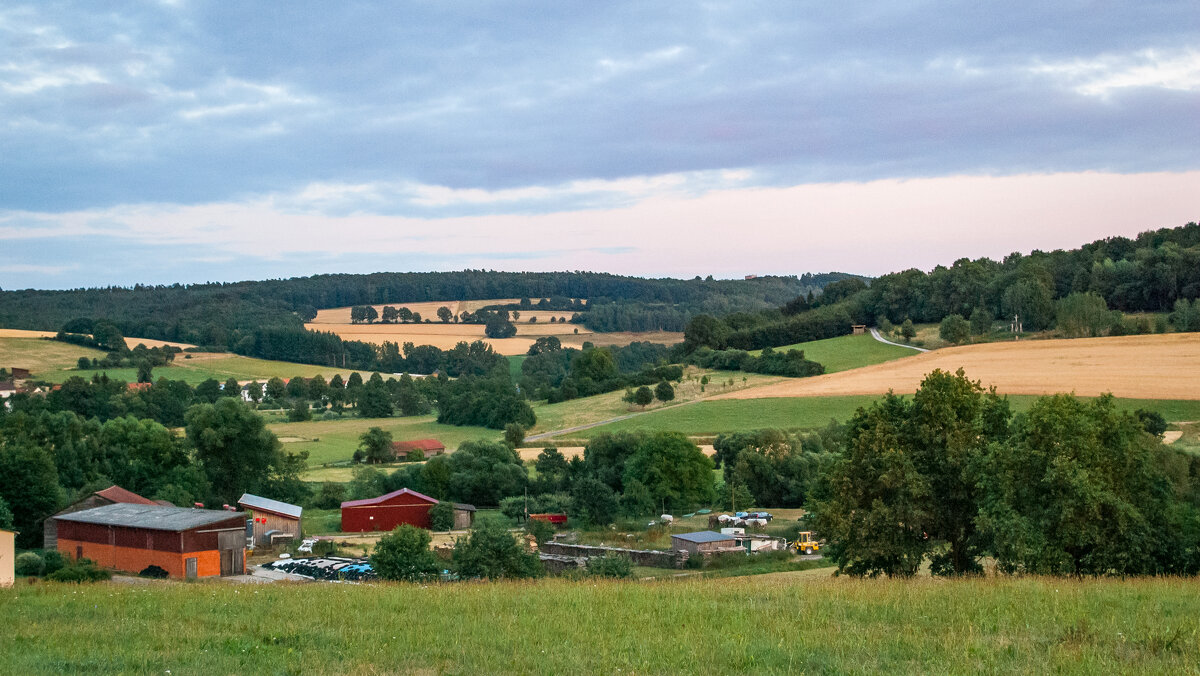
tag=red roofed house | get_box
[340,488,476,532]
[44,485,158,550]
[391,439,446,460]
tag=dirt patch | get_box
[1164,431,1183,444]
[716,333,1200,401]
[517,445,715,461]
[277,437,310,443]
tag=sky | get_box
[2,1,1198,290]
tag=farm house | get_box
[238,493,302,547]
[391,439,446,459]
[341,488,475,532]
[54,503,247,579]
[44,484,163,550]
[670,531,740,555]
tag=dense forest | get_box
[685,222,1200,351]
[0,270,851,345]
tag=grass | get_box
[571,394,1200,438]
[2,576,1199,673]
[529,368,782,435]
[750,333,919,373]
[0,337,107,376]
[271,414,500,468]
[506,354,525,381]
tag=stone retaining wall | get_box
[540,542,688,568]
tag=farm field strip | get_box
[274,415,500,469]
[749,332,923,373]
[572,394,1200,439]
[720,333,1200,401]
[3,576,1198,674]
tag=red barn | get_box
[341,488,440,532]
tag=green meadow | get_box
[751,332,920,372]
[2,575,1198,674]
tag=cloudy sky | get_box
[2,1,1197,289]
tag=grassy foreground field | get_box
[750,332,919,373]
[2,576,1198,674]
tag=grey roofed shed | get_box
[237,493,303,519]
[672,531,735,544]
[54,503,243,531]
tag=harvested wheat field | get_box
[307,318,682,355]
[717,333,1200,401]
[310,298,584,324]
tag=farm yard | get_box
[718,333,1200,401]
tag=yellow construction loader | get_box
[791,531,820,555]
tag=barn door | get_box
[185,557,198,579]
[220,549,233,576]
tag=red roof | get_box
[126,382,153,391]
[94,485,158,506]
[341,487,439,508]
[391,439,445,452]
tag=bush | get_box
[429,501,455,531]
[939,314,971,344]
[586,554,633,579]
[41,550,66,575]
[15,552,44,576]
[139,565,169,579]
[311,540,339,557]
[452,519,543,580]
[525,517,555,545]
[46,559,112,583]
[370,525,441,582]
[406,449,425,463]
[313,482,347,510]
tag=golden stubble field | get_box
[717,333,1200,401]
[307,300,683,354]
[0,328,196,350]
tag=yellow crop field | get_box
[0,328,196,350]
[717,333,1200,401]
[306,301,681,355]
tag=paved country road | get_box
[870,327,930,352]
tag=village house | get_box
[237,493,302,547]
[44,485,163,550]
[54,503,247,579]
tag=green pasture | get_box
[272,414,499,468]
[2,576,1198,674]
[570,394,1200,439]
[750,332,920,372]
[0,337,107,377]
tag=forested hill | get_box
[0,270,855,345]
[685,221,1200,352]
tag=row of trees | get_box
[810,370,1200,577]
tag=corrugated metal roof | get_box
[671,531,736,544]
[237,493,302,519]
[54,503,244,531]
[93,485,158,506]
[391,439,445,452]
[341,487,439,508]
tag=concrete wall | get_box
[540,542,688,569]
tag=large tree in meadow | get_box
[185,397,306,504]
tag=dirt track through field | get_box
[716,333,1200,401]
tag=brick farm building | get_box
[54,503,247,579]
